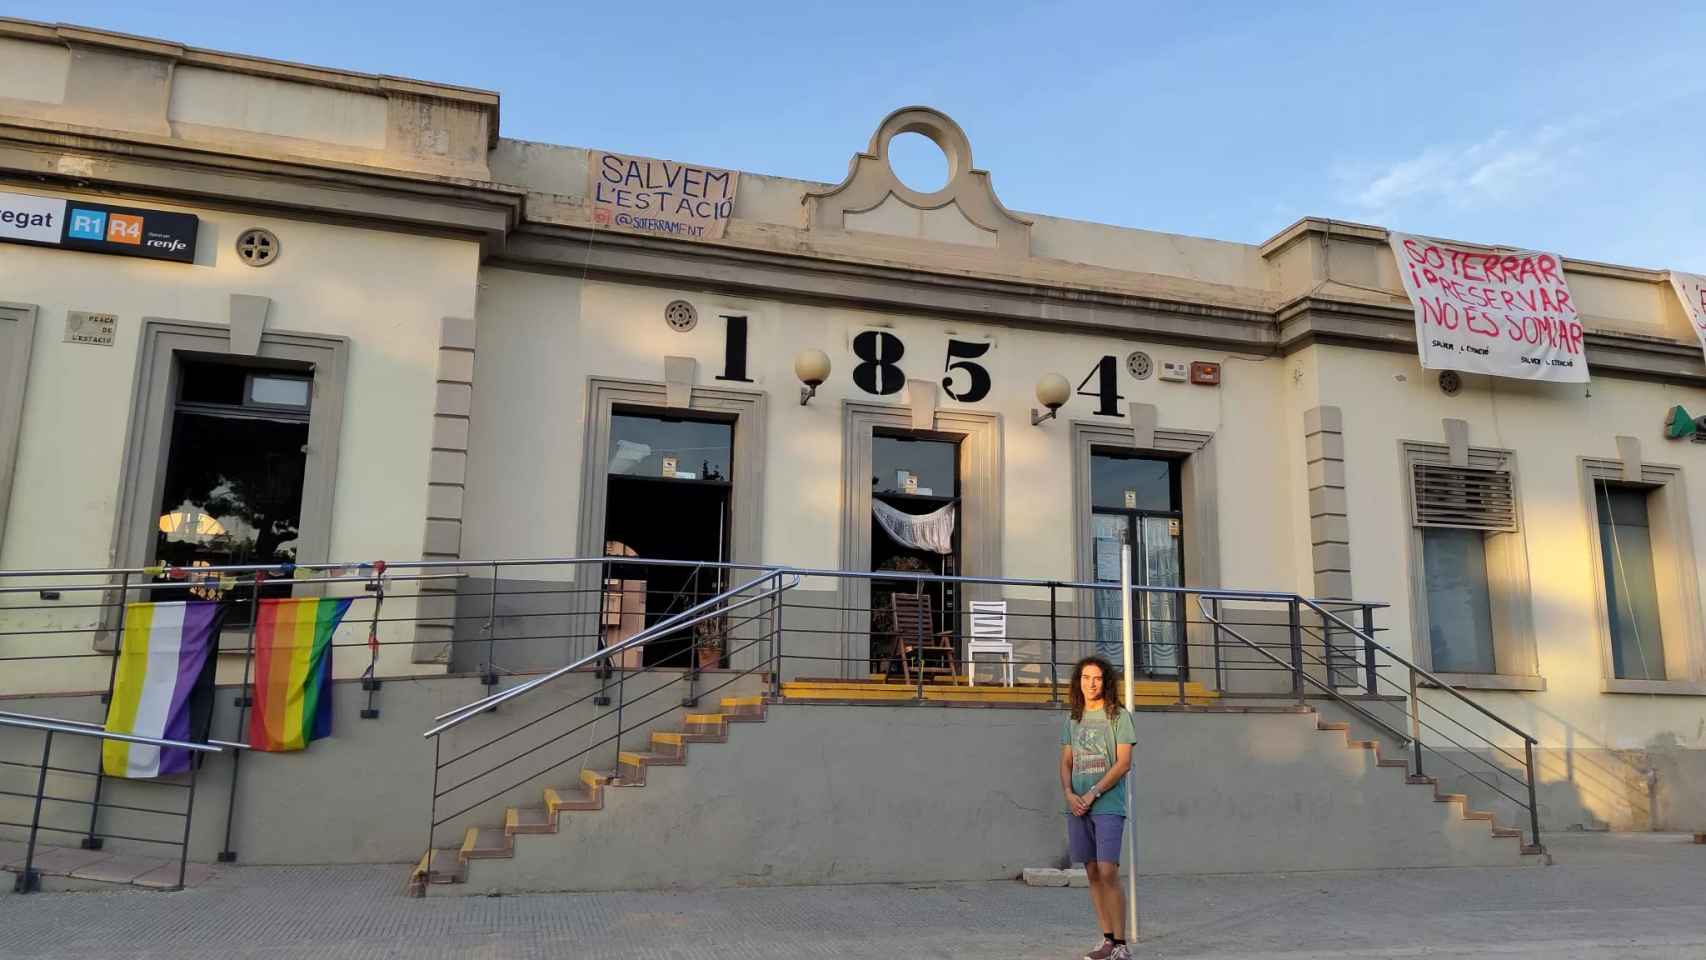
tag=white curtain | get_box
[872,500,956,555]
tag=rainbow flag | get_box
[247,597,353,752]
[103,601,225,778]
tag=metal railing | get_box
[0,711,222,892]
[1199,595,1544,852]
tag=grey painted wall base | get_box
[443,702,1532,895]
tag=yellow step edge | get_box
[504,809,517,831]
[543,786,564,812]
[617,751,647,766]
[654,732,685,744]
[720,695,764,707]
[685,713,729,724]
[411,850,429,881]
[459,827,477,859]
[580,769,611,788]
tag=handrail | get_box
[1192,599,1413,747]
[423,570,799,738]
[0,712,223,753]
[426,567,786,724]
[1299,598,1537,744]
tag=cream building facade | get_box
[1,20,1701,836]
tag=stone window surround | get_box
[1580,448,1706,696]
[1069,412,1219,649]
[838,399,1003,678]
[0,302,38,556]
[1400,438,1545,692]
[103,317,349,650]
[574,375,769,568]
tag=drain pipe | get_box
[1119,545,1139,945]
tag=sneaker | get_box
[1082,939,1115,960]
[1109,945,1133,960]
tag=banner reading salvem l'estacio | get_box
[1389,232,1589,383]
[587,151,739,241]
[1670,271,1706,363]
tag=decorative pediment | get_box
[805,107,1032,259]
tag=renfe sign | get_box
[1389,232,1588,383]
[588,151,738,241]
[0,190,198,264]
[1670,271,1706,364]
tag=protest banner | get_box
[1389,232,1588,383]
[588,151,738,241]
[1669,270,1706,364]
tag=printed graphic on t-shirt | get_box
[1072,722,1111,782]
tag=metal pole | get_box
[914,579,926,702]
[1048,583,1060,703]
[1119,545,1138,945]
[219,573,263,863]
[769,575,783,700]
[17,730,52,893]
[1361,604,1378,697]
[177,759,200,891]
[1211,597,1224,693]
[85,572,130,851]
[1288,598,1304,705]
[1524,739,1542,851]
[1176,590,1188,706]
[482,561,499,688]
[1408,667,1424,778]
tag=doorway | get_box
[601,411,733,669]
[1089,451,1186,677]
[869,431,961,676]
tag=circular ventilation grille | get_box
[1438,370,1462,396]
[664,300,698,332]
[234,228,280,268]
[1127,351,1153,380]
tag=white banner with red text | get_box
[1389,232,1589,383]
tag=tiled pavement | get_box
[0,834,1702,958]
[1,841,218,891]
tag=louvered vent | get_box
[1412,463,1517,532]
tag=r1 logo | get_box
[67,209,106,241]
[106,214,143,245]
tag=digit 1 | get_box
[1077,355,1123,417]
[716,315,753,383]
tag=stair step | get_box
[1461,810,1494,822]
[580,769,614,788]
[1520,844,1546,856]
[460,827,511,861]
[544,785,601,812]
[505,807,555,835]
[1348,739,1377,750]
[423,848,464,884]
[1316,721,1350,732]
[1434,793,1468,805]
[1406,775,1437,785]
[619,749,685,767]
[1377,759,1410,768]
[1491,827,1522,838]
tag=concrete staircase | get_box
[780,677,1219,705]
[408,694,768,896]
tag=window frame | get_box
[0,302,38,558]
[1580,457,1706,695]
[102,318,348,651]
[1401,441,1544,691]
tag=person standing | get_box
[1061,655,1137,960]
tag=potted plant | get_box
[693,614,727,670]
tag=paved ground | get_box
[1,834,1702,959]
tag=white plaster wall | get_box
[0,187,481,691]
[463,271,1298,595]
[1319,344,1706,764]
[0,37,69,105]
[168,66,389,149]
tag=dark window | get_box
[873,434,958,498]
[608,414,732,483]
[1090,454,1178,513]
[1596,483,1666,681]
[153,358,312,622]
[1421,527,1497,674]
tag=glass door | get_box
[1089,452,1186,678]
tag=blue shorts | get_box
[1066,813,1125,865]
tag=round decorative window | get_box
[664,299,698,333]
[234,228,280,268]
[1126,351,1153,380]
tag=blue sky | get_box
[18,2,1706,269]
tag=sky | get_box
[16,1,1706,270]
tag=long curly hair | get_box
[1068,655,1123,723]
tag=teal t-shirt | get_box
[1062,708,1137,816]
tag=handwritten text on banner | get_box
[1389,232,1588,383]
[588,151,738,241]
[1670,271,1706,364]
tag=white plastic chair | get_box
[965,600,1014,686]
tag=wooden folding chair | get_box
[890,592,959,683]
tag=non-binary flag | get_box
[102,601,225,778]
[247,596,353,752]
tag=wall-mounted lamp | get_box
[795,348,831,405]
[1030,373,1070,425]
